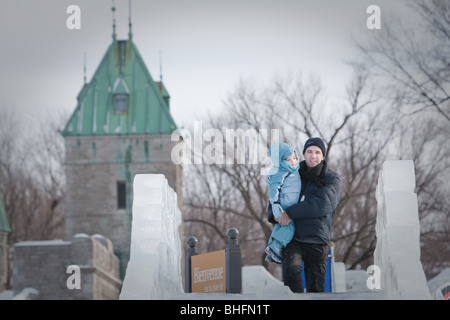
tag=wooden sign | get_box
[191,249,226,293]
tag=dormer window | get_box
[114,93,128,112]
[112,77,130,113]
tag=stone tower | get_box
[61,22,182,279]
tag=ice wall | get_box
[119,174,183,299]
[374,160,431,299]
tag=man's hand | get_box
[275,210,292,226]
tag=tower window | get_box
[114,94,128,113]
[117,181,126,209]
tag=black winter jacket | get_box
[268,160,340,245]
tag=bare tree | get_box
[331,109,396,270]
[182,85,278,272]
[395,116,450,278]
[353,0,450,278]
[0,107,67,288]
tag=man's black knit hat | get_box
[303,137,326,157]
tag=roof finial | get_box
[128,0,133,40]
[112,1,116,41]
[83,52,87,85]
[159,50,163,83]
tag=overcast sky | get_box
[0,0,410,130]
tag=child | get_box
[265,142,301,264]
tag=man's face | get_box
[304,146,324,169]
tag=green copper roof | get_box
[0,194,10,233]
[61,39,177,136]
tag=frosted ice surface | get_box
[333,262,347,293]
[380,160,416,193]
[119,174,183,300]
[374,160,431,299]
[383,192,419,227]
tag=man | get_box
[269,137,340,293]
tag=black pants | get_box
[282,240,328,293]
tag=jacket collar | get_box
[299,160,328,186]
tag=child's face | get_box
[284,152,298,167]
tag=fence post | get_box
[184,236,198,293]
[225,227,242,293]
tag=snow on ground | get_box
[427,268,450,300]
[170,265,385,300]
[1,265,449,300]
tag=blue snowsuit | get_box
[266,143,301,253]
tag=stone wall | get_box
[13,234,121,300]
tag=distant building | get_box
[60,17,183,279]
